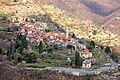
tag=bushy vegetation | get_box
[86,41,95,52]
[39,41,45,53]
[75,51,80,68]
[0,0,21,3]
[110,53,118,62]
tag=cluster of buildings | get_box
[18,21,77,48]
[18,19,95,69]
[80,51,95,69]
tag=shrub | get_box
[93,30,97,35]
[104,46,111,53]
[67,44,73,49]
[0,48,2,54]
[118,66,120,71]
[23,52,39,63]
[37,58,42,64]
[17,61,26,68]
[75,51,80,68]
[39,41,45,53]
[14,0,20,2]
[110,53,118,62]
[26,63,46,68]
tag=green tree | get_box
[23,52,39,63]
[7,47,15,60]
[90,41,95,48]
[14,0,20,2]
[19,43,25,54]
[93,30,97,35]
[16,34,28,53]
[39,41,44,53]
[83,74,93,80]
[118,66,120,71]
[86,41,95,52]
[67,44,73,50]
[0,48,2,54]
[75,51,80,68]
[104,46,111,53]
[110,53,118,62]
[72,32,76,38]
[17,54,23,62]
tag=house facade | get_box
[82,59,91,68]
[80,52,92,59]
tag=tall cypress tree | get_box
[0,48,2,55]
[75,51,80,68]
[87,41,95,52]
[16,34,28,53]
[39,41,44,53]
[7,47,15,60]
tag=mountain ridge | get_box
[33,0,120,34]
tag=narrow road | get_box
[0,61,118,76]
[105,53,118,69]
[0,52,118,76]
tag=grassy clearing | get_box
[26,59,70,68]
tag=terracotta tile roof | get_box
[66,37,72,41]
[29,34,38,38]
[82,52,92,55]
[60,33,66,37]
[50,38,56,40]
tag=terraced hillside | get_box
[0,0,120,51]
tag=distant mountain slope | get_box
[103,19,120,34]
[0,0,120,49]
[33,0,120,34]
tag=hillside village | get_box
[0,0,120,48]
[0,12,120,79]
[0,13,119,69]
[0,0,120,80]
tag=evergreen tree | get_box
[75,51,80,68]
[110,53,118,62]
[72,32,76,38]
[87,41,95,52]
[17,55,23,62]
[16,34,28,53]
[118,66,120,71]
[19,43,25,54]
[90,41,95,48]
[84,74,93,80]
[7,47,15,60]
[67,44,73,50]
[39,41,44,53]
[0,48,2,54]
[104,46,111,53]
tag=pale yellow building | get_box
[81,52,92,58]
[82,59,91,68]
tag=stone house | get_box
[80,52,92,59]
[82,59,91,69]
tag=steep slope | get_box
[0,0,120,47]
[103,19,120,35]
[32,0,120,47]
[33,0,120,34]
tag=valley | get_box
[0,0,120,80]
